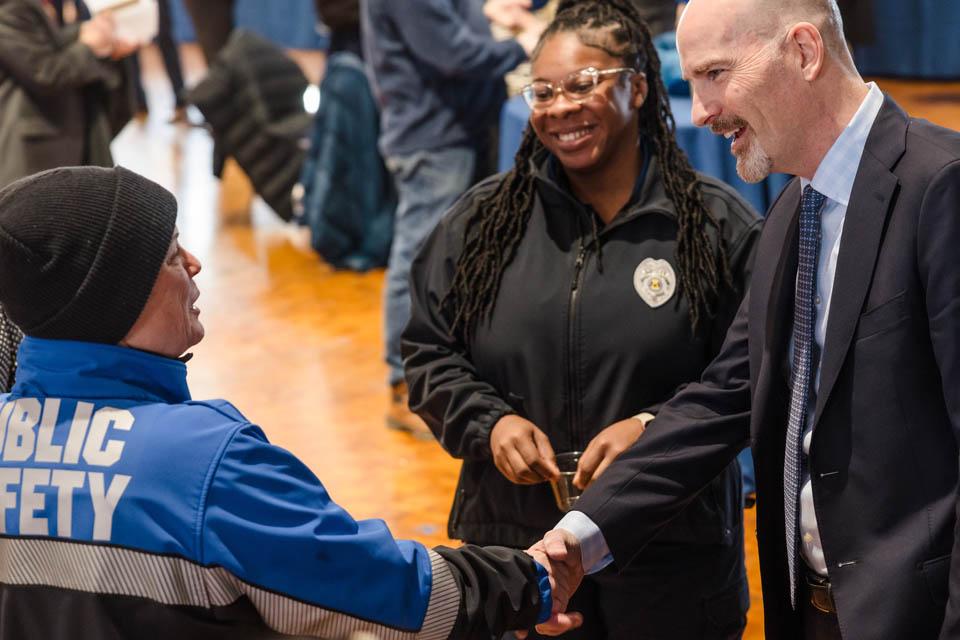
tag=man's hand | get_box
[518,529,585,637]
[573,417,647,490]
[490,415,560,484]
[79,12,117,58]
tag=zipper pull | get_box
[571,248,586,291]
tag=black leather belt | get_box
[806,573,837,614]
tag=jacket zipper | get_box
[567,240,587,451]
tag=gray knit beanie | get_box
[0,166,178,344]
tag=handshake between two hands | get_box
[489,410,649,635]
[523,529,586,637]
[489,414,650,635]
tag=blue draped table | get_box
[499,95,791,215]
[168,0,327,50]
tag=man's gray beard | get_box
[736,140,773,183]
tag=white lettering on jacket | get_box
[0,398,134,541]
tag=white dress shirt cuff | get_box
[554,510,614,575]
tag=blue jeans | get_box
[384,147,477,385]
[737,447,756,500]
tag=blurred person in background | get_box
[403,1,760,637]
[129,0,188,123]
[315,0,363,58]
[833,0,874,47]
[362,0,545,437]
[184,0,365,64]
[182,0,234,65]
[0,0,135,392]
[0,0,136,189]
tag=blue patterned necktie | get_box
[784,185,827,607]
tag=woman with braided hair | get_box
[404,1,761,636]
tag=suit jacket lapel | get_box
[812,97,908,427]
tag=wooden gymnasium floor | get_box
[120,44,960,639]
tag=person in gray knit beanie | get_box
[0,165,183,349]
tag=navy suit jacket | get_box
[576,96,960,639]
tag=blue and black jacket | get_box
[0,337,550,639]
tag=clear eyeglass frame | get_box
[521,66,641,109]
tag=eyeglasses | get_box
[521,66,640,109]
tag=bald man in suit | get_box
[531,1,960,638]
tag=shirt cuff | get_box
[533,560,552,624]
[632,412,656,426]
[553,511,614,575]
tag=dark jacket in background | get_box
[315,0,362,57]
[189,29,312,222]
[836,0,875,46]
[314,0,358,31]
[629,0,677,36]
[0,0,122,189]
[403,151,762,549]
[298,52,394,271]
[361,0,526,158]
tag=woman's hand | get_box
[573,417,648,490]
[490,414,560,484]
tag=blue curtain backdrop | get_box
[167,0,959,77]
[168,0,328,50]
[855,0,960,79]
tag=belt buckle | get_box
[806,574,836,614]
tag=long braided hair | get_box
[443,0,732,342]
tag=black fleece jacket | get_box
[403,151,762,548]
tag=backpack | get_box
[297,52,395,271]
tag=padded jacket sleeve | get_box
[201,424,548,638]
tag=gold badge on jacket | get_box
[633,258,676,308]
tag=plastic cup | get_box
[549,451,583,512]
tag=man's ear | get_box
[631,72,649,109]
[789,22,826,82]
